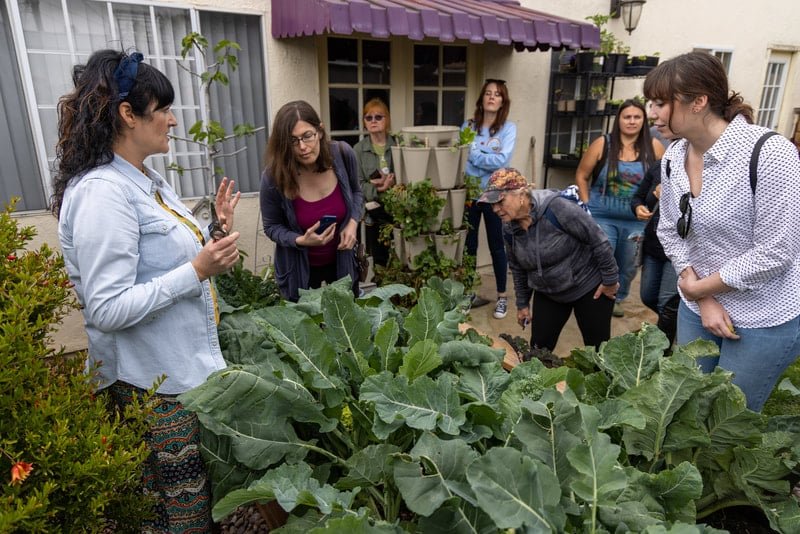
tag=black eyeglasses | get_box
[485,78,506,85]
[290,130,318,146]
[364,114,384,122]
[677,192,692,239]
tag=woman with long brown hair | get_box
[463,79,517,319]
[260,100,363,301]
[575,99,665,317]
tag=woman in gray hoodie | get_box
[478,168,619,353]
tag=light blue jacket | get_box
[462,120,517,191]
[58,155,225,394]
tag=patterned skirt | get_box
[108,381,212,533]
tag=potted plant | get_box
[551,146,563,160]
[400,134,430,184]
[389,131,404,185]
[590,84,608,113]
[433,218,460,261]
[613,42,630,73]
[575,49,597,73]
[586,13,621,74]
[645,51,660,67]
[383,180,446,268]
[455,125,476,188]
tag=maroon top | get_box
[293,183,347,267]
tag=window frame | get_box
[693,46,734,75]
[5,0,267,211]
[757,55,789,129]
[411,43,467,127]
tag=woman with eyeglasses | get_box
[353,98,396,270]
[463,78,517,319]
[575,99,665,319]
[260,100,363,301]
[53,49,241,530]
[645,52,800,412]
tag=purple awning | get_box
[271,0,600,51]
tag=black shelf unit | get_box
[543,69,642,188]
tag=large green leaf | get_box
[363,300,403,337]
[199,431,265,505]
[615,462,702,526]
[308,511,406,533]
[439,340,504,367]
[417,497,496,534]
[642,524,728,533]
[404,287,444,345]
[621,357,706,462]
[197,412,311,470]
[361,372,466,435]
[337,444,402,490]
[399,339,442,381]
[179,365,336,432]
[595,398,646,431]
[212,462,358,522]
[257,307,346,403]
[466,447,565,532]
[600,323,669,392]
[216,307,278,365]
[362,283,416,303]
[513,391,583,485]
[393,432,479,516]
[568,431,628,515]
[425,276,468,311]
[322,285,374,360]
[371,317,401,373]
[455,362,510,406]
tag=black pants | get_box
[308,261,359,296]
[364,206,392,268]
[531,287,615,351]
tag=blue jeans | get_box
[465,202,507,293]
[677,301,800,412]
[594,217,645,302]
[640,253,678,315]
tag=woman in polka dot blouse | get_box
[644,52,800,412]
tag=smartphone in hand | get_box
[315,215,337,234]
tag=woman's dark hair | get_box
[470,79,510,136]
[266,100,333,198]
[643,51,754,128]
[606,99,656,179]
[52,49,174,216]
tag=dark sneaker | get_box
[470,294,491,308]
[493,297,508,319]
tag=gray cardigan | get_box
[506,189,618,307]
[260,141,364,302]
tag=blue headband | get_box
[114,52,143,100]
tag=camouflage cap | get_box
[477,167,529,204]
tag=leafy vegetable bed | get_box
[180,278,800,533]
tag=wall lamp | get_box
[610,0,646,34]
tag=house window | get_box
[4,0,267,211]
[693,47,733,75]
[413,44,466,126]
[757,57,788,129]
[327,37,391,145]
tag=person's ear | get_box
[118,102,136,129]
[692,95,708,113]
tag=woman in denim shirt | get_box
[54,50,240,531]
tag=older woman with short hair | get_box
[479,168,619,353]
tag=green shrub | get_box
[0,199,154,532]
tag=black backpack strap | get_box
[543,207,564,232]
[591,134,609,186]
[663,139,680,178]
[749,131,779,194]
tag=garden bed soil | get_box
[702,505,774,533]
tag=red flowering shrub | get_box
[0,199,154,532]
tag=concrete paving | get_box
[465,269,658,362]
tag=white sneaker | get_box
[493,297,508,319]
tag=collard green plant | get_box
[181,282,800,532]
[382,180,446,239]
